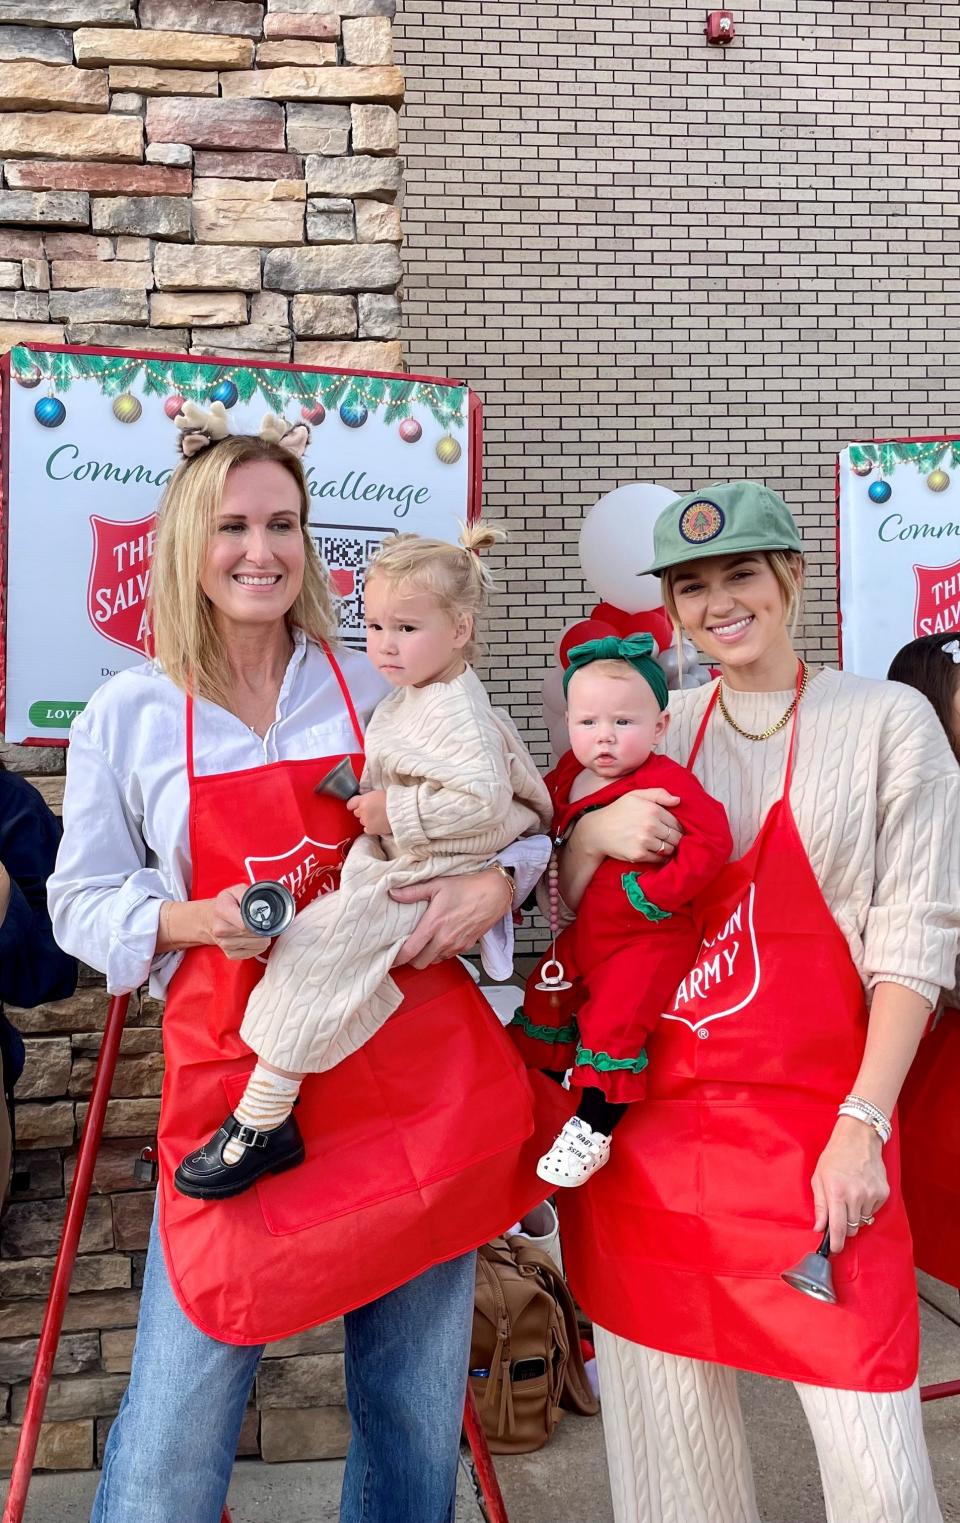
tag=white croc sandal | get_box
[536,1116,611,1189]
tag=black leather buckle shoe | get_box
[173,1112,305,1200]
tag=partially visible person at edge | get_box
[0,763,77,1199]
[47,411,569,1523]
[888,631,960,1294]
[555,481,959,1523]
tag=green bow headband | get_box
[562,633,669,711]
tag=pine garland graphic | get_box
[10,347,466,431]
[849,440,960,477]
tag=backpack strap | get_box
[508,1238,600,1417]
[476,1243,515,1438]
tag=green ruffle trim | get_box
[622,872,672,921]
[509,1008,579,1045]
[575,1044,650,1075]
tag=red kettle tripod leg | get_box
[462,1386,510,1523]
[2,993,131,1523]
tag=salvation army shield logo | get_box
[662,884,760,1033]
[87,514,157,655]
[913,559,960,637]
[312,527,389,645]
[329,569,356,598]
[244,835,348,909]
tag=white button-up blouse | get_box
[48,632,548,996]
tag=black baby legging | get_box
[546,1071,627,1137]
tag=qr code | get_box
[311,524,390,645]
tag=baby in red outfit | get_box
[510,634,732,1187]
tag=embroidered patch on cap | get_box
[679,499,725,545]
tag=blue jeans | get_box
[92,1209,475,1523]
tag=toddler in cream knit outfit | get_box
[177,525,551,1195]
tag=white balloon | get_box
[658,635,714,691]
[579,483,678,614]
[541,666,569,762]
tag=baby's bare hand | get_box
[347,789,390,836]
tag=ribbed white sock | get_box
[222,1064,303,1165]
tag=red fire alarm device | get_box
[705,10,735,44]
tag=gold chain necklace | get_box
[717,662,809,743]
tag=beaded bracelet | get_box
[843,1092,892,1138]
[838,1093,892,1145]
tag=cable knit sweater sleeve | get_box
[862,682,960,1004]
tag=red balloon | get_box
[591,601,631,634]
[559,605,674,667]
[589,602,671,655]
[558,618,618,667]
[620,609,674,655]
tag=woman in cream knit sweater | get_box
[557,482,960,1523]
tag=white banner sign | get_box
[1,345,478,744]
[838,436,960,679]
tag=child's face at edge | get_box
[566,665,669,779]
[364,576,471,688]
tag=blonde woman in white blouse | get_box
[48,422,554,1523]
[557,481,959,1523]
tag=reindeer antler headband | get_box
[174,400,310,461]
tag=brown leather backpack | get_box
[469,1235,599,1454]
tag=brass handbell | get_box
[781,1228,837,1305]
[314,757,360,800]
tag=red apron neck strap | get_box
[321,639,365,751]
[686,683,720,771]
[185,694,196,783]
[686,661,806,796]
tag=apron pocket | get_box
[366,979,535,1188]
[587,1201,861,1286]
[224,976,535,1237]
[593,1097,861,1283]
[698,1100,861,1282]
[222,1053,418,1234]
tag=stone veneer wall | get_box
[0,0,404,1474]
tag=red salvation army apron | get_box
[900,1008,960,1288]
[157,642,571,1345]
[561,672,919,1391]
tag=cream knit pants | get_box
[594,1328,942,1523]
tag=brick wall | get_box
[396,0,960,767]
[0,0,402,1473]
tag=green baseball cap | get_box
[644,481,804,575]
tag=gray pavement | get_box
[18,1275,960,1523]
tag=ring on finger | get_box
[845,1219,859,1229]
[657,838,669,854]
[859,1215,875,1226]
